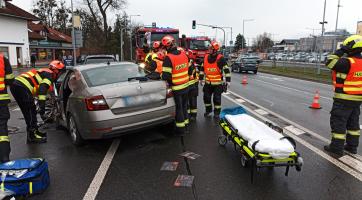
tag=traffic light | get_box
[192,20,196,29]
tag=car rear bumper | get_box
[78,102,175,139]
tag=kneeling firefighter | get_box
[199,41,231,119]
[11,60,65,143]
[324,35,362,155]
[0,54,14,163]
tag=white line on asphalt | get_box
[254,109,268,116]
[253,79,332,101]
[262,99,274,107]
[284,125,306,136]
[339,155,362,173]
[223,93,362,181]
[83,139,121,200]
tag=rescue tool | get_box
[218,106,303,183]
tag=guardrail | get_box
[260,60,330,71]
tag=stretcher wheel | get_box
[296,157,303,172]
[240,154,249,168]
[218,135,227,146]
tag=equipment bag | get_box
[0,158,49,197]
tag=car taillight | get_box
[85,95,109,111]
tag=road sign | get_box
[73,30,83,48]
[192,20,196,29]
[152,22,156,28]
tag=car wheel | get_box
[253,70,258,74]
[68,114,84,146]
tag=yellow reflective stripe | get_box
[225,73,231,77]
[243,146,255,158]
[29,182,33,194]
[328,54,339,60]
[214,105,222,109]
[0,136,9,142]
[184,119,189,125]
[334,93,362,101]
[327,59,338,69]
[0,84,4,90]
[172,82,189,91]
[0,78,3,81]
[233,137,242,146]
[0,94,10,100]
[261,158,294,163]
[205,81,222,85]
[190,109,197,113]
[173,76,189,84]
[35,74,42,84]
[34,134,43,139]
[172,71,188,78]
[344,81,362,85]
[189,79,198,85]
[15,76,34,93]
[205,104,212,107]
[162,67,172,73]
[223,65,229,69]
[176,122,185,128]
[332,133,346,140]
[207,74,222,78]
[5,73,14,79]
[0,182,3,191]
[336,72,347,79]
[348,58,355,64]
[41,78,52,86]
[343,87,362,92]
[38,95,47,101]
[347,130,361,136]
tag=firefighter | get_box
[199,41,231,119]
[146,52,164,80]
[0,54,14,163]
[10,60,65,143]
[324,35,362,155]
[188,59,199,121]
[145,41,161,70]
[161,35,191,135]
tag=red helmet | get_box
[210,41,220,51]
[161,35,175,47]
[153,41,161,49]
[49,60,65,72]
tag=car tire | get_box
[68,114,84,146]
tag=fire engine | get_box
[134,26,179,63]
[180,36,211,65]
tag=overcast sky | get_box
[13,0,362,44]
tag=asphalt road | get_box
[5,73,362,200]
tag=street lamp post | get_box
[222,27,233,45]
[318,0,327,75]
[242,19,254,50]
[70,0,76,66]
[129,14,140,61]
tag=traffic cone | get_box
[241,75,248,85]
[309,90,322,109]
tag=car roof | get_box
[85,55,115,59]
[72,61,137,72]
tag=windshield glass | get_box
[242,59,258,64]
[189,40,211,50]
[82,64,145,87]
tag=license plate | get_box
[124,94,160,106]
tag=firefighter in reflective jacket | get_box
[10,60,65,143]
[199,41,231,119]
[324,35,362,155]
[0,54,14,163]
[188,59,198,121]
[145,41,161,71]
[161,35,191,135]
[146,52,165,80]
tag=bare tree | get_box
[83,0,127,40]
[252,32,274,52]
[32,0,57,27]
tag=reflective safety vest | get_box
[204,54,223,85]
[168,51,189,91]
[0,54,5,91]
[333,57,362,101]
[15,68,53,95]
[155,59,163,74]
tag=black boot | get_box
[324,138,345,156]
[0,142,10,163]
[344,145,358,154]
[27,129,47,143]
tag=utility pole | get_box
[333,0,342,52]
[70,0,76,66]
[129,14,140,61]
[318,0,328,75]
[242,19,254,51]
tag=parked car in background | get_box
[82,55,117,64]
[231,57,259,74]
[55,62,175,145]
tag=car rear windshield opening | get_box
[82,64,145,87]
[85,57,115,64]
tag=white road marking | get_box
[254,109,268,116]
[235,98,245,103]
[223,92,362,181]
[284,125,306,136]
[339,155,362,173]
[262,99,274,107]
[12,107,20,111]
[83,139,121,200]
[253,79,332,101]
